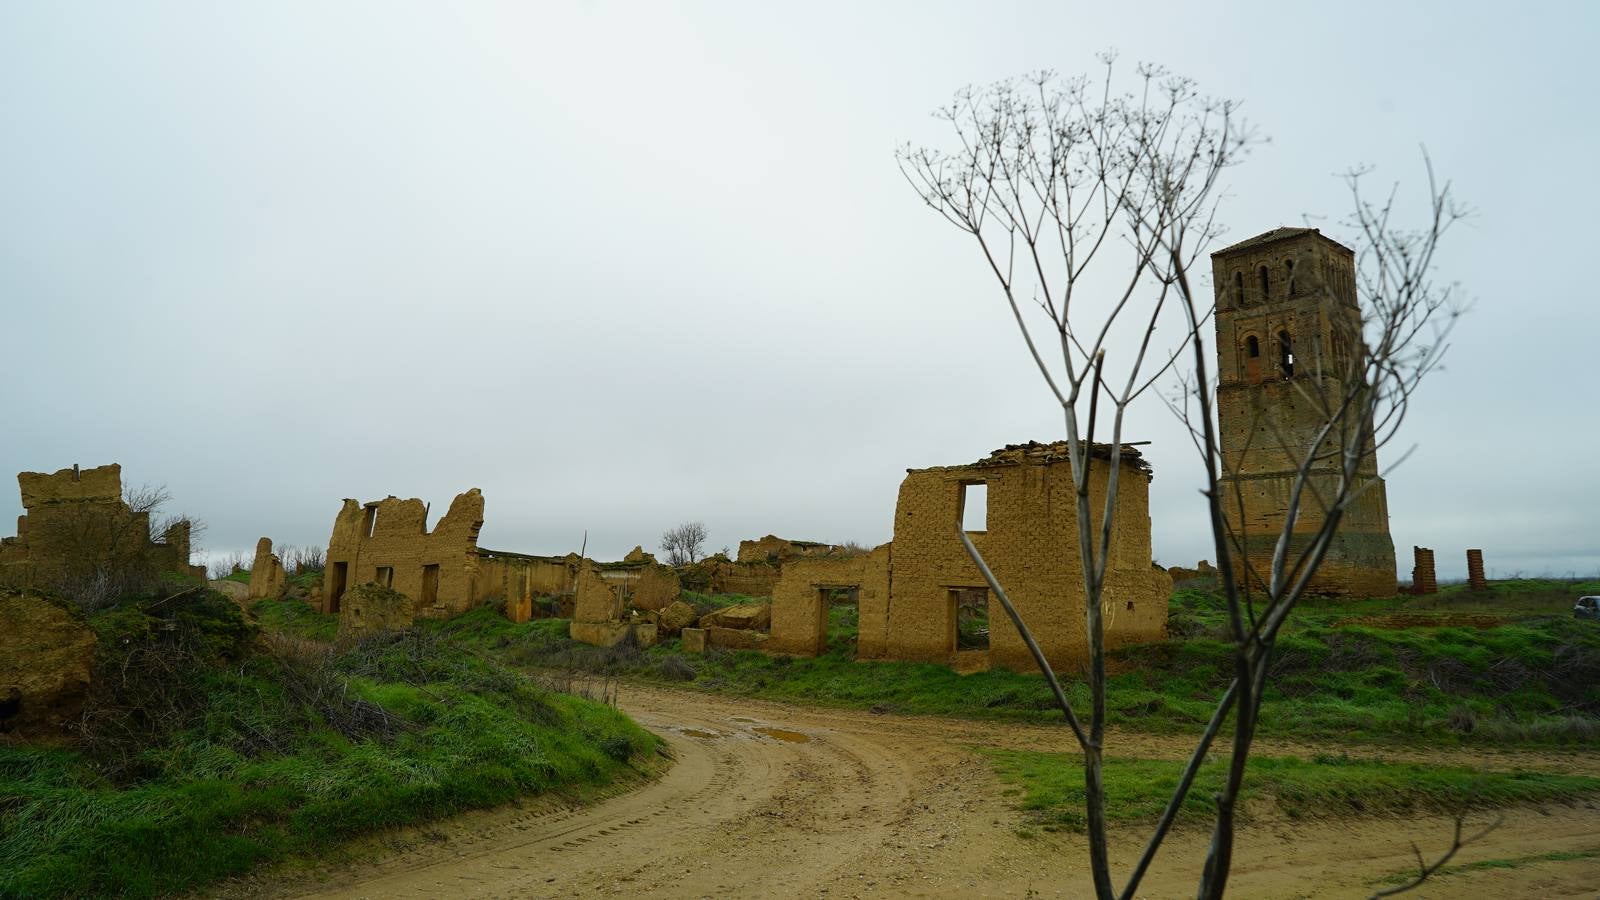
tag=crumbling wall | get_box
[247,537,287,601]
[679,555,781,597]
[0,464,205,591]
[1167,560,1217,583]
[768,546,891,656]
[572,562,623,623]
[337,583,415,639]
[629,561,681,611]
[1467,549,1487,591]
[736,535,846,564]
[323,488,484,618]
[763,443,1170,671]
[1410,547,1438,595]
[0,591,98,743]
[475,550,579,616]
[883,443,1169,672]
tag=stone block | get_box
[634,623,659,649]
[681,627,707,654]
[698,602,771,631]
[569,619,632,648]
[706,626,769,651]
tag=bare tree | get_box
[900,56,1461,898]
[660,521,709,567]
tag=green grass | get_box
[1371,845,1600,886]
[250,596,339,641]
[452,580,1600,747]
[986,750,1600,831]
[0,596,658,899]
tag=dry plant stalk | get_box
[899,54,1463,898]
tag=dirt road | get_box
[259,685,1600,899]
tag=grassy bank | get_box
[987,749,1600,832]
[0,592,659,899]
[431,579,1600,747]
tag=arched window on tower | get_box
[1278,330,1295,378]
[1233,271,1245,306]
[1258,266,1270,301]
[1285,258,1296,295]
[1244,334,1261,382]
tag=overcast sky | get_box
[3,1,1595,581]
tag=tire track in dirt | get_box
[253,683,1600,899]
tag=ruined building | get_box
[736,536,850,564]
[1211,228,1398,598]
[321,488,678,626]
[767,442,1172,672]
[0,464,204,590]
[323,489,487,617]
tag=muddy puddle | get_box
[752,726,811,743]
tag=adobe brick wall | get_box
[323,488,484,618]
[0,464,204,590]
[887,443,1169,671]
[572,562,623,623]
[766,443,1170,672]
[1211,229,1398,599]
[474,550,579,608]
[768,546,892,656]
[736,535,844,564]
[1410,546,1437,594]
[1467,549,1488,590]
[248,537,286,600]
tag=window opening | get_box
[421,564,440,606]
[375,566,394,589]
[1232,271,1245,305]
[1258,266,1270,299]
[1278,330,1295,377]
[1246,335,1260,357]
[961,481,988,532]
[1285,258,1296,294]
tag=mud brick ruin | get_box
[766,442,1172,672]
[1467,549,1488,590]
[248,537,286,601]
[737,536,851,564]
[323,489,487,618]
[1410,546,1438,594]
[0,463,204,590]
[1211,228,1398,598]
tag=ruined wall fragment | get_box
[1410,547,1437,595]
[879,442,1170,672]
[247,537,287,600]
[0,464,204,592]
[337,583,415,639]
[768,546,891,656]
[323,488,484,618]
[1467,549,1487,591]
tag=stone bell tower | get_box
[1210,227,1397,598]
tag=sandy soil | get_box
[248,684,1600,899]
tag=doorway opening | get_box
[951,587,990,651]
[328,561,348,613]
[819,585,861,654]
